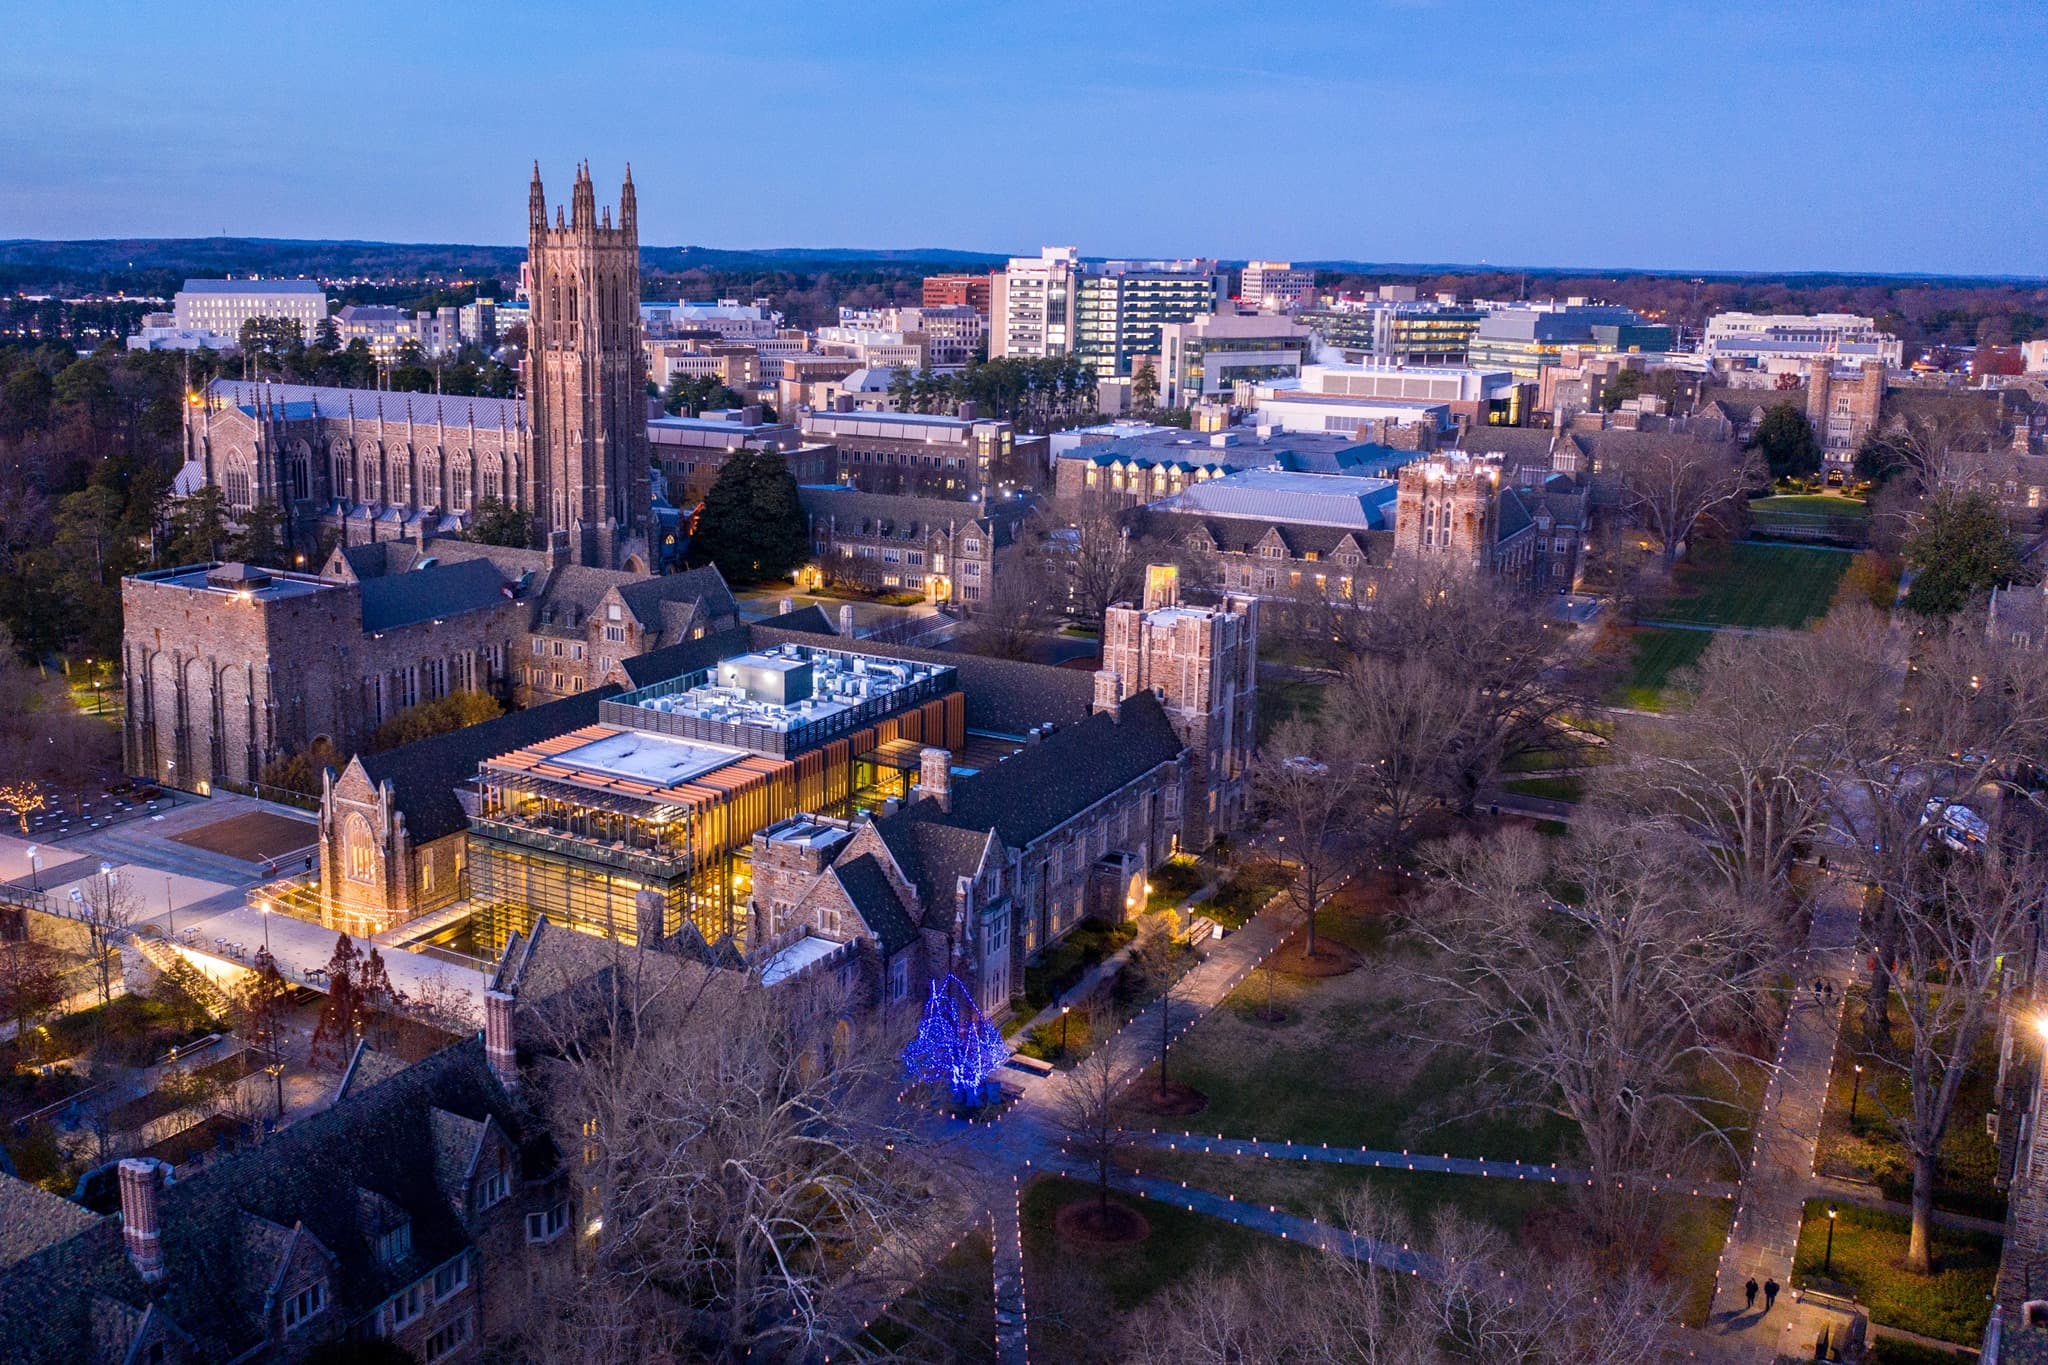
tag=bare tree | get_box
[1605,628,1837,908]
[1054,1005,1130,1219]
[1410,820,1780,1244]
[522,951,931,1363]
[961,544,1053,660]
[1053,492,1144,627]
[1863,841,2040,1273]
[74,865,139,1005]
[1602,432,1760,572]
[0,935,64,1038]
[1249,716,1366,959]
[1124,918,1199,1100]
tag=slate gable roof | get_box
[334,538,550,584]
[0,1170,101,1271]
[357,556,511,632]
[797,487,1034,549]
[614,622,758,689]
[0,1040,539,1364]
[889,691,1183,851]
[872,819,993,915]
[1143,510,1393,563]
[1457,427,1558,463]
[831,853,918,955]
[356,683,623,844]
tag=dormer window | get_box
[476,1163,510,1210]
[282,1279,326,1331]
[376,1220,413,1267]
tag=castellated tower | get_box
[1392,453,1500,574]
[525,161,654,572]
[1099,564,1259,846]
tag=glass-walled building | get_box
[1073,262,1224,378]
[466,645,964,956]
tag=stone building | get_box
[524,162,653,570]
[176,164,654,568]
[798,486,1038,609]
[122,540,737,797]
[0,1040,570,1363]
[799,407,1032,501]
[1805,358,1887,474]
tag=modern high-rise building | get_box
[1466,303,1673,382]
[525,162,654,571]
[1300,299,1488,365]
[990,247,1081,361]
[1703,312,1904,369]
[1154,311,1314,408]
[1238,260,1317,311]
[921,272,994,316]
[1073,260,1224,379]
[171,279,329,341]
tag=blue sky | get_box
[4,1,2044,275]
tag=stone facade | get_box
[525,162,653,571]
[122,563,517,794]
[1805,358,1887,470]
[799,487,1036,609]
[1098,565,1258,845]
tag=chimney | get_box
[547,528,572,570]
[634,888,667,948]
[483,989,518,1090]
[838,604,856,638]
[118,1158,169,1284]
[1093,669,1123,718]
[915,746,953,813]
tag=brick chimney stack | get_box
[484,989,518,1091]
[915,746,953,812]
[1093,669,1123,719]
[118,1158,169,1284]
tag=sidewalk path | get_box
[1702,881,1863,1362]
[989,1180,1028,1365]
[1127,1132,1737,1200]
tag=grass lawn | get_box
[1792,1199,1999,1345]
[1646,542,1850,630]
[1256,675,1326,743]
[1816,989,2005,1221]
[1201,860,1291,929]
[1866,1339,1976,1364]
[1750,493,1870,519]
[1500,744,1598,774]
[1501,774,1586,803]
[1612,627,1713,710]
[1021,1175,1290,1363]
[1143,855,1207,916]
[1014,1006,1104,1065]
[859,1231,996,1363]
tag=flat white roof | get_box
[761,934,842,986]
[550,730,744,787]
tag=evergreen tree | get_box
[1748,402,1824,481]
[693,450,807,583]
[166,486,231,564]
[468,497,534,548]
[230,500,286,566]
[1904,489,2024,615]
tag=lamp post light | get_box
[25,845,37,891]
[1060,1004,1071,1059]
[259,899,271,955]
[1850,1063,1863,1126]
[1824,1204,1838,1274]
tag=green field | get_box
[1792,1200,1999,1345]
[1751,494,1870,520]
[1613,627,1713,710]
[1647,543,1851,629]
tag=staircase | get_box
[133,936,234,1020]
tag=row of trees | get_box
[887,356,1100,431]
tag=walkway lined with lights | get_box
[1127,1132,1739,1201]
[1703,882,1863,1362]
[990,1181,1029,1365]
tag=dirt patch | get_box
[1056,1197,1151,1247]
[1128,1081,1209,1117]
[169,810,317,865]
[1268,937,1363,978]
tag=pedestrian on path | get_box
[1744,1278,1758,1311]
[1763,1278,1779,1312]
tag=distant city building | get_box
[1704,311,1904,371]
[1053,423,1426,507]
[1237,260,1317,311]
[126,313,236,353]
[1805,359,1888,470]
[333,304,426,361]
[646,409,829,501]
[990,247,1081,360]
[2024,339,2048,375]
[640,299,780,340]
[824,306,985,369]
[800,407,1033,500]
[1466,303,1673,381]
[1299,298,1487,365]
[1073,259,1225,378]
[171,278,329,342]
[1253,359,1523,434]
[1155,311,1314,408]
[921,272,994,315]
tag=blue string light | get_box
[902,973,1009,1107]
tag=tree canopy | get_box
[1747,402,1823,480]
[1903,488,2023,615]
[692,450,807,583]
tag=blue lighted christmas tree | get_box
[902,973,1009,1106]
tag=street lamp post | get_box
[1824,1204,1838,1273]
[25,846,37,892]
[1060,1004,1071,1059]
[1850,1064,1863,1126]
[165,875,175,940]
[259,899,271,956]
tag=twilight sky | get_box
[4,1,2044,276]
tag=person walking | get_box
[1744,1277,1759,1311]
[1763,1277,1780,1312]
